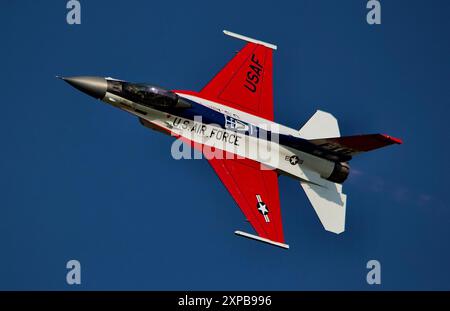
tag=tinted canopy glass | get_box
[122,83,178,108]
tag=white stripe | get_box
[235,231,289,249]
[223,30,277,50]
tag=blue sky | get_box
[0,0,449,290]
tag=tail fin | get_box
[308,134,403,157]
[299,110,340,139]
[300,110,402,157]
[298,110,401,234]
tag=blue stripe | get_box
[163,97,350,162]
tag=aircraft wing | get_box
[207,155,288,249]
[199,30,276,121]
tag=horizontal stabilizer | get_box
[299,110,340,139]
[309,134,403,157]
[300,182,347,234]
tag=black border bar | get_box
[0,291,449,309]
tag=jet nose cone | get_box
[59,76,107,99]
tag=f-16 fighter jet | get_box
[60,31,402,249]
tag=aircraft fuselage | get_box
[100,79,349,186]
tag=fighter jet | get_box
[60,30,402,249]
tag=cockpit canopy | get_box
[122,83,179,108]
[106,80,191,109]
